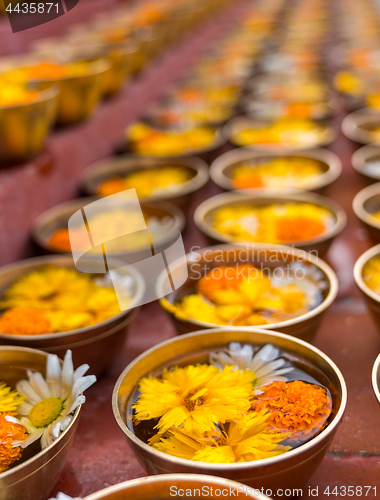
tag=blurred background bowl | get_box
[352,182,380,240]
[31,196,186,256]
[210,147,341,193]
[351,145,380,183]
[0,346,81,500]
[194,191,346,255]
[84,474,273,500]
[112,327,346,491]
[0,255,144,377]
[156,243,338,342]
[224,116,336,150]
[342,109,380,144]
[0,86,58,164]
[80,155,209,210]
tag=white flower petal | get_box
[21,428,44,448]
[46,354,62,397]
[48,493,82,500]
[5,415,22,425]
[16,402,34,417]
[27,371,52,400]
[70,375,96,400]
[249,344,281,371]
[61,350,74,396]
[16,380,43,406]
[63,395,85,415]
[73,364,89,382]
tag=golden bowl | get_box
[112,327,347,491]
[353,243,380,336]
[194,191,346,256]
[80,155,209,210]
[31,196,185,256]
[341,108,380,144]
[0,255,144,377]
[83,474,273,500]
[121,125,226,164]
[0,86,58,164]
[372,353,380,405]
[156,243,338,342]
[210,147,342,194]
[352,182,380,240]
[31,38,139,98]
[351,144,380,182]
[224,116,336,150]
[0,346,81,500]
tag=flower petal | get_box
[16,380,42,406]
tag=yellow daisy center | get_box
[28,397,63,428]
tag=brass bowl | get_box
[0,255,144,377]
[224,116,336,150]
[351,145,380,182]
[194,191,346,256]
[210,147,342,193]
[0,86,58,164]
[31,196,186,256]
[341,108,380,144]
[0,346,81,500]
[372,353,380,405]
[352,182,380,240]
[80,155,209,209]
[112,327,347,491]
[120,126,226,164]
[84,474,272,500]
[354,243,380,336]
[31,38,139,97]
[0,55,111,126]
[156,243,338,342]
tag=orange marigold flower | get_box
[197,264,255,302]
[250,380,332,446]
[49,228,72,252]
[0,412,28,472]
[275,215,325,243]
[0,307,51,336]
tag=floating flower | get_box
[133,364,254,435]
[153,411,290,463]
[0,382,25,413]
[209,343,293,392]
[0,412,28,472]
[15,350,96,449]
[0,307,52,336]
[250,380,332,446]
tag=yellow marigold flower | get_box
[0,412,28,473]
[250,380,332,446]
[153,411,290,463]
[0,382,25,413]
[133,364,254,435]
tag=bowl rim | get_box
[0,254,145,341]
[112,326,347,472]
[79,154,210,200]
[31,195,186,254]
[352,181,380,228]
[193,190,347,248]
[84,473,272,500]
[0,85,59,111]
[156,242,339,330]
[372,353,380,405]
[27,57,111,83]
[341,108,380,144]
[126,126,226,158]
[223,115,337,150]
[0,345,81,480]
[351,144,380,180]
[209,147,342,192]
[353,242,380,303]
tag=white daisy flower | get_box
[14,350,96,450]
[48,494,82,500]
[209,342,293,392]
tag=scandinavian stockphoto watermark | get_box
[68,188,188,311]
